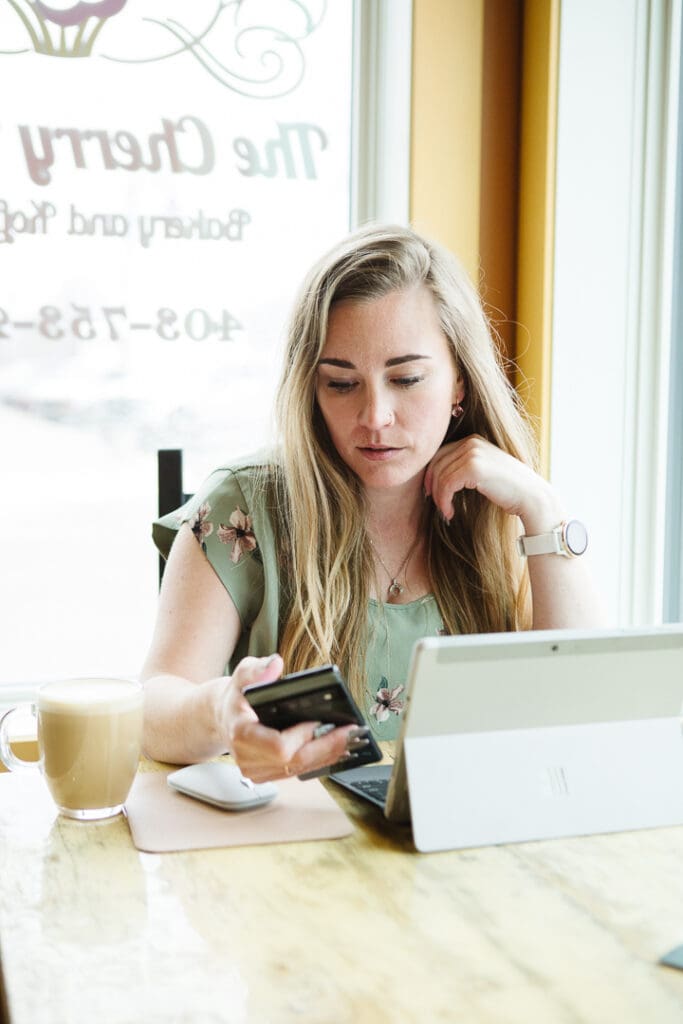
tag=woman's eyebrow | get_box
[317,354,431,369]
[386,354,430,367]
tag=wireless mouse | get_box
[167,762,278,811]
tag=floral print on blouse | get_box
[363,596,447,739]
[183,502,258,565]
[217,506,257,564]
[368,680,406,723]
[186,502,213,546]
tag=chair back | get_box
[0,960,10,1024]
[157,449,193,586]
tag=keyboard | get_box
[350,777,389,802]
[329,764,392,810]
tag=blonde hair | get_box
[269,224,536,699]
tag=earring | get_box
[451,402,464,419]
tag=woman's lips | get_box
[357,446,402,462]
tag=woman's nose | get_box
[358,387,394,429]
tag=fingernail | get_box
[313,722,335,739]
[345,737,370,753]
[347,726,370,740]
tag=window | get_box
[0,1,360,687]
[550,0,682,625]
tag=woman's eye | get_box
[393,375,423,388]
[326,380,356,392]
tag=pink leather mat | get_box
[124,769,354,852]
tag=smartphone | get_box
[244,664,381,779]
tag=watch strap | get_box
[516,530,564,557]
[517,519,588,558]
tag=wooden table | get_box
[3,760,683,1024]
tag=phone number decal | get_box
[0,305,242,341]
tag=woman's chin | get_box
[354,461,426,494]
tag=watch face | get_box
[564,519,588,556]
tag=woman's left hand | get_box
[423,435,560,527]
[424,435,607,631]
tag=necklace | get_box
[370,538,419,599]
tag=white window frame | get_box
[350,0,413,227]
[550,0,682,626]
[664,2,683,622]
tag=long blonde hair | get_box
[269,224,536,699]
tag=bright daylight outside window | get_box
[0,0,353,688]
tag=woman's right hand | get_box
[223,654,360,783]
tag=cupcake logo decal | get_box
[2,0,324,97]
[8,0,127,57]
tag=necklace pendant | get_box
[388,579,404,597]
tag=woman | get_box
[142,224,603,778]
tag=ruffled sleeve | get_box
[152,458,280,670]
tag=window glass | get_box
[0,0,353,685]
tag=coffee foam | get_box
[39,678,142,715]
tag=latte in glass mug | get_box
[0,678,143,819]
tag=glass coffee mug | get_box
[0,678,144,820]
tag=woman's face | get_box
[315,285,464,493]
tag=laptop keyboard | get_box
[329,765,393,809]
[348,777,389,802]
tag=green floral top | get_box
[152,456,448,741]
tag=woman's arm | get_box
[424,436,607,630]
[511,472,606,630]
[140,523,245,763]
[141,524,358,774]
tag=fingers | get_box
[221,654,284,750]
[230,718,364,784]
[231,654,284,695]
[225,654,372,783]
[425,436,484,520]
[425,435,531,521]
[279,721,367,779]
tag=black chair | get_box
[0,955,10,1024]
[157,449,193,587]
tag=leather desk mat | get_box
[124,768,354,852]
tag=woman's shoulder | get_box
[153,448,280,557]
[152,450,283,635]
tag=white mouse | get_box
[167,762,278,811]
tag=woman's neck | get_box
[364,475,432,603]
[365,475,427,541]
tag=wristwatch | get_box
[516,520,588,558]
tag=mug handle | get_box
[0,705,39,772]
